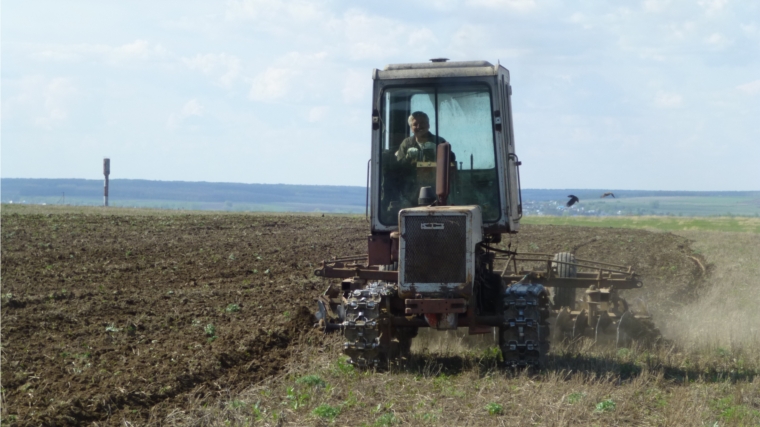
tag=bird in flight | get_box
[566,195,580,207]
[601,192,616,198]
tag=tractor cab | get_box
[370,60,522,236]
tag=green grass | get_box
[176,336,760,426]
[521,215,760,233]
[485,402,503,415]
[595,398,616,413]
[312,403,340,420]
[295,375,326,388]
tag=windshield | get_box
[378,84,501,225]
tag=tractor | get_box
[314,59,661,369]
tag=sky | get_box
[2,0,759,191]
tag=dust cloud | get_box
[665,231,760,350]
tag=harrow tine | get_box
[594,311,612,344]
[554,307,573,340]
[617,312,630,347]
[573,309,588,339]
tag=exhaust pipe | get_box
[436,142,451,205]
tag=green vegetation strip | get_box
[521,216,760,233]
[168,340,760,426]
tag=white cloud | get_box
[740,23,758,36]
[568,12,593,29]
[466,0,537,12]
[654,91,683,108]
[666,21,697,40]
[736,80,760,95]
[307,106,329,122]
[227,0,324,21]
[167,99,204,129]
[342,69,368,104]
[248,51,330,102]
[30,46,85,61]
[341,10,408,60]
[249,67,297,101]
[5,76,77,128]
[449,25,488,57]
[110,40,165,62]
[417,0,461,12]
[28,40,166,64]
[698,0,728,15]
[224,3,437,62]
[642,0,671,13]
[408,29,438,51]
[182,99,204,116]
[183,53,242,88]
[569,12,585,23]
[38,77,76,127]
[704,32,730,49]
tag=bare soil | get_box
[0,210,705,426]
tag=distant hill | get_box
[520,189,760,201]
[0,178,367,213]
[2,178,758,216]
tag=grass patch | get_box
[567,392,585,404]
[485,402,503,415]
[521,215,760,233]
[374,412,398,426]
[312,403,340,420]
[170,333,760,426]
[295,374,326,388]
[594,398,616,413]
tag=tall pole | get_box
[103,158,110,207]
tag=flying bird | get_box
[601,192,616,198]
[566,195,579,207]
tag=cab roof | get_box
[384,60,493,70]
[375,60,508,81]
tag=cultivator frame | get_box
[496,253,662,346]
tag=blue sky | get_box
[2,0,758,190]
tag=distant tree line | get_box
[520,189,759,201]
[2,179,757,215]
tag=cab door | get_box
[501,74,522,231]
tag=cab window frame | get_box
[376,82,501,227]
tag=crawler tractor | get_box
[315,60,661,369]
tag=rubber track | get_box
[342,283,395,368]
[501,283,550,369]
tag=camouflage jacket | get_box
[394,132,447,162]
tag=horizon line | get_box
[2,177,758,193]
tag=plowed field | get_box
[0,208,705,426]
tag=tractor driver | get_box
[395,111,447,163]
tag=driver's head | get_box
[408,111,430,139]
